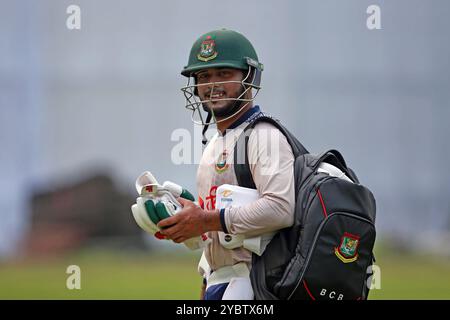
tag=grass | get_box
[0,245,449,300]
[0,249,202,300]
[368,248,450,300]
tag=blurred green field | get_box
[0,249,202,300]
[0,245,449,300]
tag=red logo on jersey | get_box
[205,185,217,210]
[198,186,218,210]
[198,196,205,209]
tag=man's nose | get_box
[205,81,219,94]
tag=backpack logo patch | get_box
[335,232,360,263]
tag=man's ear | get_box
[242,69,255,96]
[242,68,255,84]
[241,70,247,81]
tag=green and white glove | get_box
[131,171,210,250]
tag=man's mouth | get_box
[208,91,226,99]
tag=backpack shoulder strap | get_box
[233,115,308,189]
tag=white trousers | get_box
[203,259,254,300]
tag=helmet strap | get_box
[202,112,212,145]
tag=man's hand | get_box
[158,198,222,243]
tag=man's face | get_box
[195,68,246,117]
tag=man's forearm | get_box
[204,209,223,233]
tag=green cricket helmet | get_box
[180,29,263,136]
[181,29,263,77]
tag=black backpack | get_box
[233,115,376,300]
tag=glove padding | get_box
[131,171,210,250]
[131,197,166,239]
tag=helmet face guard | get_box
[180,65,262,126]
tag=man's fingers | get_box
[177,197,193,208]
[154,231,168,240]
[172,236,185,244]
[157,214,179,229]
[160,223,183,238]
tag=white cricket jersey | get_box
[196,107,295,274]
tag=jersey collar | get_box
[221,105,261,136]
